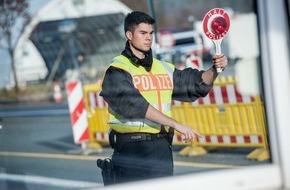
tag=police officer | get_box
[100,11,228,184]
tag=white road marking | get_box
[0,173,103,188]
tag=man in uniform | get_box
[100,11,228,184]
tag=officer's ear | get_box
[126,31,133,41]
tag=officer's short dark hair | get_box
[124,11,155,33]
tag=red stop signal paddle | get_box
[203,8,230,73]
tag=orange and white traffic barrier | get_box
[66,80,89,144]
[53,82,62,103]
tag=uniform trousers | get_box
[111,133,174,184]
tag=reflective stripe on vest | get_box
[108,55,174,133]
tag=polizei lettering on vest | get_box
[133,74,173,91]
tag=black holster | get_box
[160,125,174,145]
[96,158,120,186]
[168,127,174,145]
[109,129,116,148]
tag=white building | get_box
[14,0,131,85]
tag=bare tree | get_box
[0,0,31,94]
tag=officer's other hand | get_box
[183,126,203,143]
[175,125,203,143]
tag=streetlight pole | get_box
[147,0,160,59]
[147,0,158,45]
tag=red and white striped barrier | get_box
[173,134,263,145]
[87,84,254,107]
[172,84,255,106]
[94,132,109,142]
[66,81,89,144]
[87,92,107,109]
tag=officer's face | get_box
[126,23,154,58]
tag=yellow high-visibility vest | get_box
[108,55,174,134]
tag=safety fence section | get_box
[82,76,269,161]
[83,82,110,147]
[171,76,268,161]
[172,99,267,148]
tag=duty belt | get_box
[112,132,168,144]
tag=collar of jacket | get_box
[121,41,153,72]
